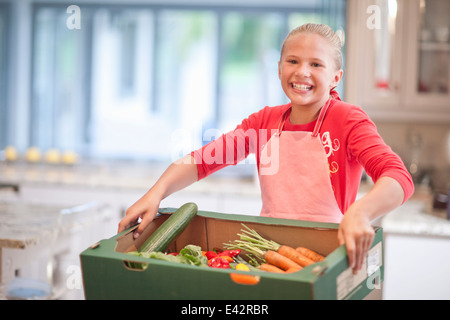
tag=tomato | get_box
[205,251,218,260]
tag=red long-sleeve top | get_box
[192,98,414,214]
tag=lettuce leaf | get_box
[125,244,208,269]
[178,245,208,266]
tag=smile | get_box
[291,83,313,91]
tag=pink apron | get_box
[259,98,343,223]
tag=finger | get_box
[353,236,364,274]
[134,209,157,238]
[353,232,373,274]
[363,233,373,257]
[366,229,375,252]
[337,227,345,246]
[361,231,375,268]
[338,226,356,271]
[118,215,136,233]
[118,206,142,233]
[345,238,356,272]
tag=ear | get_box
[278,60,282,80]
[330,69,343,88]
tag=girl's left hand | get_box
[337,203,375,274]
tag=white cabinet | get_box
[403,0,450,112]
[346,0,450,123]
[381,199,450,299]
[383,233,450,299]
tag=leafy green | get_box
[125,244,208,270]
[178,245,208,266]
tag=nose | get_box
[295,62,311,78]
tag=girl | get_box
[118,24,414,274]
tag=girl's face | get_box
[278,32,343,112]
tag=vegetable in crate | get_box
[208,257,230,269]
[178,244,209,266]
[206,249,241,268]
[259,263,285,273]
[235,263,250,271]
[295,247,325,262]
[126,244,208,270]
[138,202,198,253]
[126,245,242,270]
[224,224,325,272]
[205,249,241,261]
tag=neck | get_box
[289,106,320,125]
[289,95,331,125]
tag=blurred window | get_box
[4,1,347,165]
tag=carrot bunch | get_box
[224,224,325,274]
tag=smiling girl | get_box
[279,24,343,124]
[118,23,414,274]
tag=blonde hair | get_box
[281,23,343,70]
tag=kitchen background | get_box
[0,0,449,300]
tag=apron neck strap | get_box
[312,98,332,137]
[277,108,290,135]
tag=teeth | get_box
[292,83,312,90]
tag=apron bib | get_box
[258,99,342,223]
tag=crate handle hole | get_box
[122,260,149,271]
[229,273,260,286]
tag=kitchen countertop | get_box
[0,203,65,249]
[0,161,261,196]
[381,192,450,238]
[2,161,449,238]
[0,202,102,250]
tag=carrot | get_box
[263,250,301,271]
[259,263,285,273]
[295,247,325,262]
[223,224,321,273]
[259,263,302,274]
[285,267,302,273]
[277,245,314,267]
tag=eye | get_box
[287,59,298,64]
[311,62,321,67]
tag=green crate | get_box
[80,208,383,300]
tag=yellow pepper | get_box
[235,263,250,271]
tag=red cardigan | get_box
[192,98,414,214]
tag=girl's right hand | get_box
[117,154,199,237]
[117,191,161,238]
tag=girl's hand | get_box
[117,190,161,238]
[117,154,199,238]
[337,202,375,274]
[338,177,405,274]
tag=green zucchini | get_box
[138,202,198,253]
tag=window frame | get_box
[0,3,11,149]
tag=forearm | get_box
[354,176,405,221]
[151,154,199,201]
[118,154,198,235]
[338,176,405,273]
